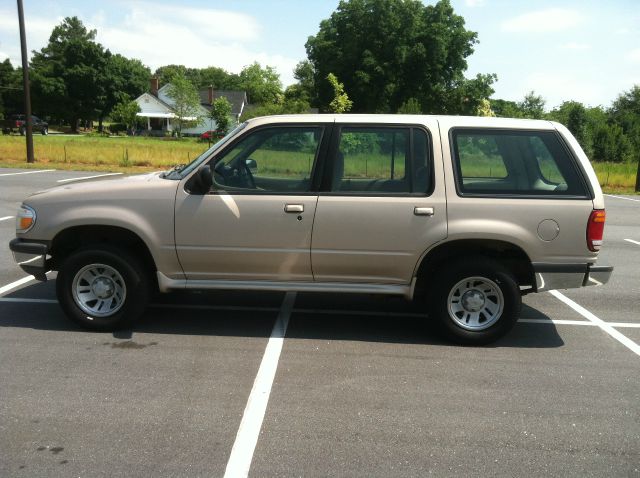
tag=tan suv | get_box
[10,114,613,344]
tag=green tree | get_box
[397,97,422,114]
[518,91,546,119]
[305,0,494,113]
[30,17,108,131]
[592,123,633,163]
[326,73,353,113]
[110,99,141,134]
[491,98,522,118]
[99,54,150,129]
[239,62,283,105]
[476,98,495,117]
[210,97,232,134]
[548,101,591,155]
[610,85,640,163]
[166,72,201,137]
[0,59,22,118]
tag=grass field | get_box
[0,135,209,173]
[0,134,637,193]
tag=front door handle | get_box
[414,207,434,216]
[284,204,304,213]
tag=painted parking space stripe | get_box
[0,276,36,296]
[0,216,13,222]
[0,169,55,177]
[57,172,123,183]
[224,291,296,478]
[624,238,640,246]
[605,194,640,203]
[550,290,640,357]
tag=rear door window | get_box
[451,129,588,197]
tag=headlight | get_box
[16,205,36,233]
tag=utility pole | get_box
[17,0,34,163]
[635,159,640,192]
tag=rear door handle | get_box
[414,207,434,216]
[284,204,304,213]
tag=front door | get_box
[175,125,327,281]
[311,121,448,284]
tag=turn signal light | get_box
[16,205,36,233]
[587,209,606,252]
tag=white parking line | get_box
[0,276,36,296]
[0,169,55,177]
[57,172,123,183]
[624,238,640,246]
[0,216,14,222]
[224,291,295,478]
[605,194,640,202]
[550,290,640,357]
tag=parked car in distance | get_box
[9,114,613,344]
[1,114,49,135]
[199,129,226,141]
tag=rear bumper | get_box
[9,238,49,281]
[533,263,613,292]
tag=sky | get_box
[0,0,638,110]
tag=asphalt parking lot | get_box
[0,167,638,477]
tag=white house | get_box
[134,78,248,136]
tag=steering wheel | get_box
[239,160,256,189]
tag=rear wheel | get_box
[41,127,48,135]
[56,246,150,331]
[428,257,521,345]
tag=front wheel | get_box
[429,258,521,345]
[56,247,150,331]
[41,127,48,135]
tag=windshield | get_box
[162,122,248,180]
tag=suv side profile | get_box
[10,114,612,344]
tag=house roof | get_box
[199,89,248,116]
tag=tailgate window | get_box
[452,129,589,197]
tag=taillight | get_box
[587,209,605,252]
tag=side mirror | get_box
[196,164,213,193]
[246,159,257,173]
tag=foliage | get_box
[0,59,23,119]
[305,0,495,113]
[238,62,283,105]
[326,73,353,113]
[517,91,545,119]
[29,17,149,130]
[397,98,422,114]
[476,98,496,117]
[210,97,232,134]
[110,100,141,133]
[165,72,201,137]
[240,98,311,121]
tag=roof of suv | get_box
[246,114,556,130]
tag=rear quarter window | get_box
[451,129,589,197]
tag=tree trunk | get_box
[70,117,79,133]
[635,158,640,192]
[98,117,103,133]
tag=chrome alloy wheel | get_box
[446,276,504,331]
[72,263,127,317]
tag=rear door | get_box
[311,120,448,284]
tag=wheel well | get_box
[415,239,534,290]
[50,226,157,282]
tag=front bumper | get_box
[9,238,49,281]
[533,263,613,292]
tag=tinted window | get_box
[452,130,587,196]
[213,127,322,193]
[331,126,431,194]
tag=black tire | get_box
[428,257,521,345]
[56,246,150,331]
[41,127,48,135]
[19,127,25,136]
